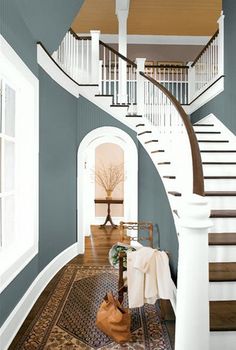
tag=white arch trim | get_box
[77,127,138,253]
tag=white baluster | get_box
[98,60,103,94]
[217,12,224,77]
[136,58,146,116]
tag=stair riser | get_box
[207,196,236,209]
[210,331,236,350]
[199,143,232,151]
[162,178,178,191]
[201,153,236,162]
[209,218,236,233]
[204,179,236,191]
[203,164,236,176]
[209,245,236,262]
[209,281,236,301]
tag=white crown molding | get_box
[78,33,210,45]
[0,243,81,350]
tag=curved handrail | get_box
[140,71,204,196]
[99,40,137,68]
[69,28,91,40]
[191,29,219,67]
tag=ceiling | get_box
[72,0,222,36]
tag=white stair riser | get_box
[203,164,236,176]
[204,179,236,191]
[209,245,236,262]
[199,143,232,151]
[207,196,236,209]
[209,218,236,233]
[196,134,223,141]
[162,178,179,192]
[200,153,236,162]
[210,332,236,350]
[209,281,236,301]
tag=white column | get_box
[136,58,146,116]
[175,194,212,350]
[217,11,224,76]
[90,30,100,84]
[116,0,130,103]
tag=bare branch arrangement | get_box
[93,162,125,194]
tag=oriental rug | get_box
[12,265,172,349]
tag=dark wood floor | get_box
[9,225,175,349]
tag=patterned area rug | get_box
[14,265,172,349]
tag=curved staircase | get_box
[37,27,236,349]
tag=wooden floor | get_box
[9,225,175,349]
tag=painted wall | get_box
[0,0,83,327]
[77,96,178,276]
[95,143,124,217]
[191,0,236,135]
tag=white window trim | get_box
[0,34,39,293]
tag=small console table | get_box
[94,199,124,228]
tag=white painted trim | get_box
[77,127,138,252]
[37,44,80,98]
[0,243,80,350]
[183,76,224,115]
[79,33,210,46]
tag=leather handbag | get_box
[96,291,131,343]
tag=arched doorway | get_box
[77,127,138,253]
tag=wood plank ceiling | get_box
[72,0,222,36]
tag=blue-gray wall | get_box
[191,0,236,135]
[0,0,84,327]
[0,0,178,328]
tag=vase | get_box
[106,190,112,200]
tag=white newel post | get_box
[188,62,195,103]
[116,0,130,103]
[217,11,224,77]
[90,30,100,84]
[175,194,212,350]
[136,58,146,116]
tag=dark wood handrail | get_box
[99,40,137,68]
[140,71,204,196]
[69,28,91,40]
[145,65,189,69]
[191,29,219,67]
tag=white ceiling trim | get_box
[78,33,210,45]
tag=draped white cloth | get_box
[126,247,175,308]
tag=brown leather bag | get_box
[96,291,131,343]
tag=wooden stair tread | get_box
[137,131,152,136]
[110,104,129,107]
[145,140,159,144]
[126,114,142,118]
[136,123,145,127]
[201,150,236,153]
[163,176,176,179]
[203,162,236,165]
[168,191,181,197]
[198,140,229,143]
[206,191,236,196]
[194,123,214,127]
[151,150,165,153]
[158,162,171,165]
[209,262,236,281]
[209,233,236,245]
[204,176,236,179]
[195,131,221,134]
[95,94,113,97]
[210,210,236,218]
[210,301,236,331]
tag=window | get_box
[0,34,39,292]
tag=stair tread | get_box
[137,131,152,136]
[209,232,236,245]
[158,162,171,165]
[206,191,236,196]
[168,191,181,197]
[203,162,236,165]
[194,123,214,126]
[136,123,145,127]
[204,176,236,179]
[145,140,159,144]
[110,104,129,107]
[210,210,236,218]
[95,94,113,97]
[201,150,236,153]
[210,301,236,331]
[209,262,236,281]
[126,114,142,117]
[195,131,221,134]
[151,150,165,153]
[198,140,229,143]
[163,176,176,179]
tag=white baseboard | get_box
[0,243,80,350]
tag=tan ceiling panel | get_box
[72,0,222,36]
